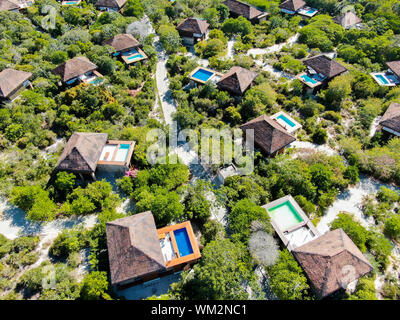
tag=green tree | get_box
[384,215,400,240]
[268,250,310,300]
[80,271,112,300]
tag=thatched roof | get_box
[96,0,126,9]
[55,132,108,173]
[292,229,373,299]
[102,34,140,52]
[217,66,257,95]
[304,55,348,79]
[240,115,296,155]
[334,11,361,28]
[386,61,400,79]
[0,68,32,98]
[176,18,209,35]
[0,0,19,11]
[106,211,166,285]
[223,0,264,20]
[52,57,97,83]
[279,0,306,12]
[379,102,400,133]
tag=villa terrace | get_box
[279,0,318,18]
[371,61,400,86]
[188,66,223,85]
[262,195,320,251]
[103,34,148,65]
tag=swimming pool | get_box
[192,68,214,82]
[64,1,79,4]
[174,228,193,257]
[89,78,103,85]
[127,54,144,61]
[268,201,304,231]
[277,114,296,127]
[100,143,131,162]
[301,74,318,84]
[376,74,389,85]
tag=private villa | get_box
[55,132,135,180]
[240,114,296,157]
[0,0,34,12]
[223,0,268,24]
[188,66,223,85]
[292,229,373,299]
[297,54,348,93]
[279,0,318,18]
[106,211,201,289]
[371,61,400,87]
[52,57,104,87]
[103,33,147,65]
[176,18,210,45]
[217,66,257,96]
[263,195,373,299]
[95,0,126,12]
[0,68,32,102]
[378,102,400,137]
[262,195,320,251]
[334,10,362,29]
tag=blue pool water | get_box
[277,114,296,127]
[65,1,78,4]
[192,69,214,82]
[306,9,317,15]
[376,74,389,85]
[90,78,103,85]
[127,54,144,61]
[174,228,193,257]
[301,75,318,84]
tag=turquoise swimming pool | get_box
[301,74,318,85]
[268,201,304,231]
[174,228,193,257]
[89,78,103,85]
[192,68,214,82]
[376,74,389,85]
[277,114,296,127]
[127,54,144,61]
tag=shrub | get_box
[80,271,111,300]
[384,215,400,240]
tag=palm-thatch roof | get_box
[102,34,140,52]
[304,55,348,79]
[55,132,108,173]
[95,0,126,9]
[379,102,400,134]
[386,61,400,79]
[0,68,32,99]
[223,0,264,20]
[240,115,296,155]
[292,229,373,299]
[279,0,306,12]
[217,66,257,96]
[176,18,209,35]
[0,0,19,11]
[106,211,166,285]
[52,57,98,83]
[334,11,362,28]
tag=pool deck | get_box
[370,72,399,87]
[297,7,318,18]
[188,66,223,85]
[262,195,320,251]
[121,47,148,65]
[157,221,201,268]
[97,139,135,168]
[61,0,81,5]
[296,72,324,88]
[270,111,302,133]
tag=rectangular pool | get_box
[376,74,389,85]
[100,144,130,162]
[301,74,318,84]
[174,228,193,257]
[127,54,144,61]
[192,68,214,82]
[277,114,296,127]
[268,201,304,231]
